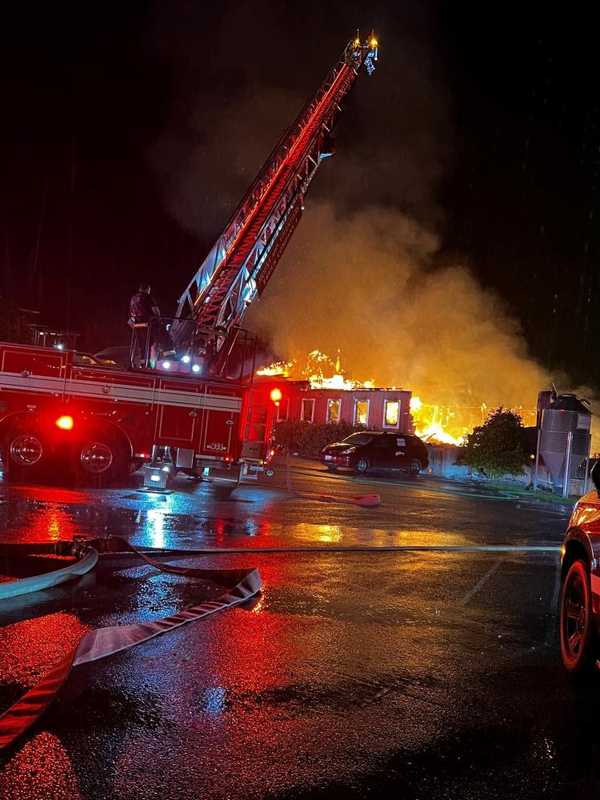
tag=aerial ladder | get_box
[0,32,379,490]
[171,31,379,372]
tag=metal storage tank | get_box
[538,393,591,489]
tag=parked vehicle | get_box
[559,462,600,673]
[320,431,428,476]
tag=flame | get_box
[257,351,536,445]
[256,360,293,377]
[410,396,466,445]
[309,372,356,390]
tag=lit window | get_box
[384,400,399,427]
[354,399,369,426]
[326,398,341,423]
[301,398,315,423]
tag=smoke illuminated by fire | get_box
[250,203,547,440]
[257,348,531,445]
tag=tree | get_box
[461,408,528,478]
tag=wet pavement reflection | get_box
[0,463,591,799]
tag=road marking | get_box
[461,559,503,605]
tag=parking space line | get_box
[461,559,503,605]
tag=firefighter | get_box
[128,283,161,368]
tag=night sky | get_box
[1,2,598,388]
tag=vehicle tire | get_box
[355,457,370,475]
[3,424,48,484]
[560,559,598,674]
[326,465,338,473]
[77,432,128,487]
[408,459,422,478]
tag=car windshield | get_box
[343,433,375,446]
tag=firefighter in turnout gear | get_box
[128,283,161,368]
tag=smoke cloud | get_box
[150,2,560,430]
[248,202,550,415]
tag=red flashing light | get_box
[270,387,283,406]
[55,415,74,431]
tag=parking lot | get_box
[1,461,595,800]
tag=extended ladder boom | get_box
[174,33,378,352]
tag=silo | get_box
[539,393,591,490]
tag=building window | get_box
[276,397,289,422]
[384,399,400,427]
[354,399,369,426]
[301,398,315,423]
[326,398,341,423]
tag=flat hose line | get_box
[98,542,561,558]
[0,536,261,752]
[0,544,98,601]
[0,534,558,751]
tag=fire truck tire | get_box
[77,432,128,486]
[355,457,370,475]
[3,425,49,484]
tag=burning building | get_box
[256,349,539,446]
[257,351,410,431]
[273,382,412,432]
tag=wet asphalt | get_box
[0,460,597,800]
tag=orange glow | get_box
[269,387,283,405]
[257,349,537,444]
[55,415,74,431]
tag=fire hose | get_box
[0,537,261,752]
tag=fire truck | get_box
[0,33,379,494]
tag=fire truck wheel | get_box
[3,426,48,483]
[77,433,128,486]
[355,457,370,475]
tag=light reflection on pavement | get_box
[0,462,583,800]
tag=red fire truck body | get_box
[0,342,276,488]
[0,35,378,490]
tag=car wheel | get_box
[355,457,369,475]
[326,465,338,473]
[408,458,422,478]
[78,433,128,486]
[560,559,598,674]
[3,425,48,484]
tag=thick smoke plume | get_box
[150,2,557,428]
[249,202,549,415]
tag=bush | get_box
[274,420,363,458]
[461,408,529,478]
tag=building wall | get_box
[276,382,412,433]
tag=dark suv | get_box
[321,431,428,476]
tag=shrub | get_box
[461,408,529,478]
[274,420,363,458]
